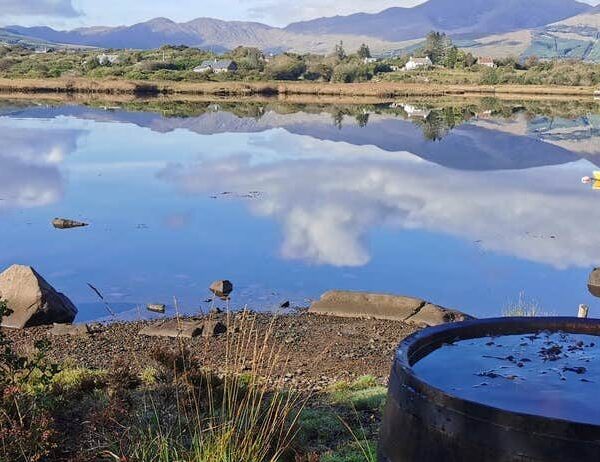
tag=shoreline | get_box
[0,77,598,99]
[4,311,417,388]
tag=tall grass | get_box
[502,292,549,317]
[103,311,305,462]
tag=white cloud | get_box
[0,124,83,209]
[159,125,600,270]
[0,0,80,17]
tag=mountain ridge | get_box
[2,0,599,59]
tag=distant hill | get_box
[2,0,598,60]
[5,17,408,55]
[285,0,591,42]
[458,6,600,61]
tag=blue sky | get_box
[3,0,597,29]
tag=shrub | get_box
[0,300,60,462]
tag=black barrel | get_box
[378,317,600,462]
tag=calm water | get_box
[1,98,600,322]
[413,332,600,424]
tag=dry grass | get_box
[502,292,551,317]
[0,77,597,98]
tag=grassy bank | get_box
[0,77,597,98]
[2,307,416,461]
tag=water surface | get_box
[1,98,600,321]
[413,331,600,424]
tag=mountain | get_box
[458,5,600,60]
[0,27,58,48]
[285,0,591,42]
[5,17,409,55]
[4,0,599,59]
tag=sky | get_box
[2,0,597,29]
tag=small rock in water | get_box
[210,280,233,299]
[280,301,291,309]
[52,218,88,229]
[147,304,166,314]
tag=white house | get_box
[402,104,431,119]
[97,54,121,65]
[404,56,433,71]
[477,56,496,68]
[363,57,378,64]
[193,59,238,74]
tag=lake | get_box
[1,97,599,322]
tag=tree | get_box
[334,41,347,61]
[422,31,452,65]
[264,54,306,80]
[357,44,371,59]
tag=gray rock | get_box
[140,319,204,339]
[309,290,425,321]
[49,323,91,337]
[0,265,78,329]
[405,303,473,327]
[210,280,233,298]
[309,290,472,326]
[588,268,600,297]
[52,218,88,229]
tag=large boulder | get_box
[309,290,473,326]
[0,265,78,329]
[588,268,600,297]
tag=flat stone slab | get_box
[49,323,91,337]
[140,320,204,339]
[309,291,473,326]
[139,319,227,339]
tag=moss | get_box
[52,367,107,395]
[321,441,377,462]
[327,376,387,411]
[140,366,159,387]
[297,408,345,446]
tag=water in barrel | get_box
[412,331,600,425]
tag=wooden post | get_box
[578,304,589,319]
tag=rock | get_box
[309,290,472,326]
[280,301,291,309]
[404,304,473,327]
[139,319,204,339]
[210,280,233,299]
[139,319,227,339]
[309,291,425,321]
[202,320,227,338]
[52,218,88,229]
[49,323,91,337]
[147,304,166,314]
[0,265,78,329]
[588,268,600,297]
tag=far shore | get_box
[0,77,598,99]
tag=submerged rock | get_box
[147,304,166,314]
[309,290,473,326]
[52,218,89,229]
[0,265,78,329]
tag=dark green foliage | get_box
[357,44,371,59]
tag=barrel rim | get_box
[394,316,600,432]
